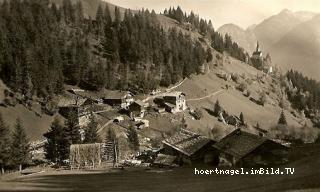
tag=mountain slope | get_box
[218,23,257,52]
[254,9,316,51]
[270,14,320,80]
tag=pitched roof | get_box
[162,129,214,156]
[213,129,268,159]
[104,90,132,99]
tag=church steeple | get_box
[256,41,260,52]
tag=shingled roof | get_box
[213,129,269,159]
[162,129,214,156]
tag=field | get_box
[1,147,320,192]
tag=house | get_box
[103,91,133,109]
[160,129,218,166]
[213,129,289,167]
[128,100,148,118]
[162,92,187,114]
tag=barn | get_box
[213,129,289,167]
[160,129,218,166]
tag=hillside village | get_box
[11,38,318,170]
[0,0,319,181]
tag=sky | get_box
[104,0,320,29]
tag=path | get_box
[143,78,187,102]
[187,90,223,101]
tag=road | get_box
[187,90,223,101]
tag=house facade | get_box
[162,92,187,114]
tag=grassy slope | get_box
[173,52,304,134]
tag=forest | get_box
[0,0,247,101]
[285,70,320,112]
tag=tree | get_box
[65,110,81,144]
[259,92,267,106]
[239,112,245,126]
[128,126,139,152]
[84,115,101,143]
[213,100,222,117]
[278,111,287,125]
[106,127,116,142]
[10,118,30,171]
[43,118,69,164]
[0,113,10,174]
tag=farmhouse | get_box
[162,92,187,113]
[213,129,288,167]
[128,100,148,118]
[103,91,133,109]
[160,129,218,166]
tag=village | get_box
[23,42,298,172]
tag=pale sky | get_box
[104,0,320,29]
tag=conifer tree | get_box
[65,110,81,144]
[239,112,245,125]
[128,126,139,152]
[10,118,30,172]
[213,100,222,116]
[44,118,69,164]
[0,113,10,174]
[84,115,101,143]
[278,111,287,125]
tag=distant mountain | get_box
[254,9,316,51]
[217,23,257,52]
[218,9,317,53]
[270,14,320,80]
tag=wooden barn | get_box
[160,129,218,166]
[128,100,148,118]
[213,129,289,167]
[103,91,133,109]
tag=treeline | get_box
[163,6,247,62]
[284,70,320,111]
[0,0,211,100]
[0,114,30,173]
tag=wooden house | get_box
[160,129,218,166]
[128,100,148,118]
[213,129,289,167]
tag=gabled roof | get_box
[163,129,214,156]
[163,91,185,98]
[213,129,269,159]
[131,100,147,107]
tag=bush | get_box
[237,82,247,92]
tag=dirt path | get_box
[143,78,187,102]
[187,90,223,101]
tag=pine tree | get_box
[10,118,30,172]
[106,127,116,142]
[213,100,222,116]
[128,126,139,152]
[43,118,69,164]
[0,113,10,174]
[239,112,245,125]
[65,110,81,144]
[84,115,100,143]
[278,111,287,125]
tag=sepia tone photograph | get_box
[0,0,319,191]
